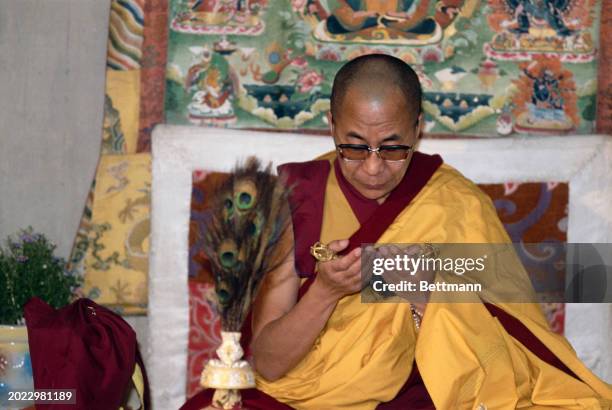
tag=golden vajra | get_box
[310,242,439,262]
[310,241,338,262]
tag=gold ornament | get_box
[310,241,338,262]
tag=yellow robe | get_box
[257,159,612,409]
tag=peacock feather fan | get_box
[204,157,292,331]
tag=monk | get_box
[182,55,611,409]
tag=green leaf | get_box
[0,228,81,324]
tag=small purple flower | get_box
[20,233,35,243]
[16,255,28,263]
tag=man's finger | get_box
[334,246,361,270]
[349,274,364,293]
[342,254,363,281]
[328,239,350,253]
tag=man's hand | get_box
[313,239,363,301]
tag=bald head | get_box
[330,54,422,122]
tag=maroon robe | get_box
[182,153,579,409]
[182,153,441,409]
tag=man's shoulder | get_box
[394,159,510,243]
[431,162,479,190]
[277,158,331,182]
[426,162,494,207]
[277,151,336,182]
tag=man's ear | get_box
[327,111,334,135]
[416,112,424,139]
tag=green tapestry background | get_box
[164,0,601,136]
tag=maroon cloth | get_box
[292,152,444,299]
[377,363,435,410]
[180,365,435,410]
[24,297,148,410]
[180,388,293,410]
[342,152,443,257]
[333,159,379,224]
[279,153,443,280]
[484,303,579,380]
[277,159,330,278]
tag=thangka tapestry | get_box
[185,171,569,397]
[165,0,607,136]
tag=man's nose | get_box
[362,151,384,175]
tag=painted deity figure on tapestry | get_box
[486,0,596,62]
[184,46,237,125]
[190,0,264,17]
[298,0,468,64]
[171,0,268,35]
[306,0,468,42]
[325,0,437,36]
[511,57,578,134]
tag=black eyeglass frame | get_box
[335,143,414,162]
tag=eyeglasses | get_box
[336,144,414,162]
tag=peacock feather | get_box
[204,157,292,331]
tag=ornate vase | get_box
[0,325,34,409]
[200,331,255,410]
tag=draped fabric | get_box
[24,297,148,410]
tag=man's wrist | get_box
[309,277,341,308]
